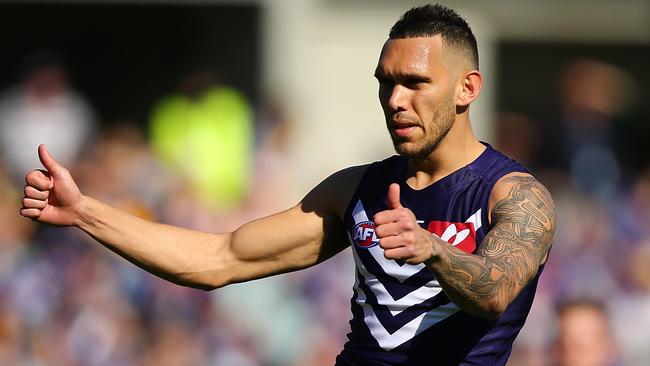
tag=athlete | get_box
[20,4,555,365]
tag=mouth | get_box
[390,121,419,138]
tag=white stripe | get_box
[354,269,460,351]
[349,199,483,350]
[350,240,441,315]
[465,208,482,231]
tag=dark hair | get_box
[555,298,608,316]
[20,49,67,77]
[389,4,479,69]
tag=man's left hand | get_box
[373,183,436,265]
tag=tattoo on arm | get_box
[429,175,556,315]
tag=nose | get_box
[386,84,409,112]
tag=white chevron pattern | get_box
[350,200,483,351]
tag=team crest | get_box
[352,221,380,248]
[427,221,477,254]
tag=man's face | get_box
[554,306,616,366]
[375,36,457,158]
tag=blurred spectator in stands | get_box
[609,169,650,365]
[494,110,565,203]
[622,167,650,250]
[75,123,167,220]
[542,191,621,300]
[554,59,636,198]
[149,70,253,212]
[0,50,97,185]
[0,165,37,364]
[245,96,294,216]
[610,239,650,366]
[0,163,35,263]
[552,299,619,366]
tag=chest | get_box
[346,180,491,257]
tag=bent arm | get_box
[425,173,556,318]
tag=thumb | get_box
[38,144,66,177]
[387,183,402,209]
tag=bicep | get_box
[225,165,366,284]
[478,174,556,287]
[227,204,348,283]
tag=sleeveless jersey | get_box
[335,144,543,366]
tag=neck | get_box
[406,116,485,190]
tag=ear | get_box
[456,70,482,107]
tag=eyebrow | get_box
[373,70,431,83]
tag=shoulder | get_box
[483,172,556,265]
[302,155,405,218]
[488,172,556,231]
[301,164,370,219]
[471,145,529,185]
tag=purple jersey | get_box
[336,144,543,366]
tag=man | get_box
[552,300,619,366]
[0,50,97,185]
[20,4,555,365]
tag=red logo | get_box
[427,221,477,254]
[353,221,380,248]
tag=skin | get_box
[373,37,555,317]
[22,146,359,290]
[20,35,555,319]
[554,305,617,366]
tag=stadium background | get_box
[0,0,648,365]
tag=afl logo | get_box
[352,221,380,249]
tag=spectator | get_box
[555,59,636,198]
[0,50,97,184]
[552,299,619,366]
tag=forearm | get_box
[425,236,532,319]
[74,195,233,290]
[427,247,509,318]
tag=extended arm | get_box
[373,173,555,318]
[73,196,349,290]
[21,145,362,290]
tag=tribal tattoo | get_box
[427,175,556,317]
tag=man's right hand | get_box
[20,144,83,226]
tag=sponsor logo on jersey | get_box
[353,221,380,248]
[427,221,477,254]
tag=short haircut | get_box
[555,298,608,317]
[389,4,479,70]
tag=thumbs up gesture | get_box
[20,145,83,226]
[373,183,435,265]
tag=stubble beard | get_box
[391,95,456,159]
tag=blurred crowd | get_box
[0,51,648,366]
[502,59,650,366]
